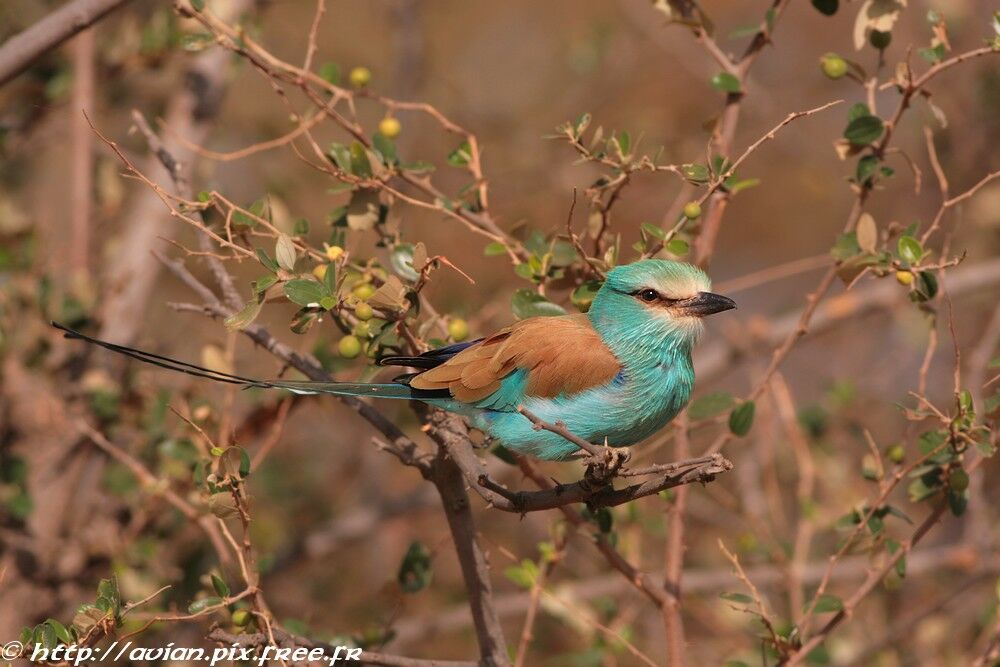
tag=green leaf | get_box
[711,72,742,94]
[689,392,736,420]
[830,232,861,261]
[327,143,351,172]
[397,541,433,593]
[484,242,507,257]
[844,115,884,145]
[571,281,603,312]
[283,279,328,307]
[318,62,341,85]
[641,223,666,240]
[948,489,968,516]
[727,177,760,194]
[349,142,372,178]
[254,274,278,295]
[811,0,838,15]
[856,155,879,184]
[729,401,756,436]
[447,141,471,167]
[681,163,710,185]
[666,238,689,256]
[401,160,435,174]
[191,0,205,11]
[255,248,279,273]
[323,261,337,295]
[292,217,310,235]
[224,295,264,331]
[211,574,230,597]
[847,103,870,123]
[720,592,754,605]
[372,132,397,165]
[187,596,223,614]
[886,539,907,578]
[809,594,844,613]
[913,271,938,301]
[44,618,72,644]
[897,235,923,264]
[511,289,566,319]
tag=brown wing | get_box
[409,314,621,404]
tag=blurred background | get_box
[1,0,999,664]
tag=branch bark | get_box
[0,0,133,87]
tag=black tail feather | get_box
[52,321,269,388]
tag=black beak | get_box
[677,292,737,317]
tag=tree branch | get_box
[0,0,133,86]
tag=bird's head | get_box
[589,259,736,347]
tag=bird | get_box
[54,259,735,460]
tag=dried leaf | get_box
[275,233,297,272]
[857,213,878,253]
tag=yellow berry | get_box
[379,117,401,138]
[354,302,374,321]
[231,609,252,627]
[448,318,469,342]
[821,53,848,79]
[210,447,225,457]
[353,321,370,338]
[325,245,344,261]
[895,270,913,286]
[683,202,702,220]
[887,445,905,464]
[338,335,362,359]
[349,66,371,88]
[313,265,328,281]
[352,283,377,300]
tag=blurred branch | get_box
[690,0,794,268]
[76,421,234,566]
[0,0,133,86]
[697,257,1000,383]
[96,0,254,345]
[207,627,477,667]
[70,29,95,276]
[390,544,995,647]
[662,416,690,667]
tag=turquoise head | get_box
[587,260,735,358]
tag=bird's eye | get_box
[637,289,659,303]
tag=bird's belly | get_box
[480,370,692,460]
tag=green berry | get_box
[448,318,469,342]
[349,66,371,88]
[338,335,362,359]
[682,202,702,220]
[821,53,848,79]
[352,283,376,300]
[354,302,374,321]
[352,321,370,338]
[231,609,252,627]
[210,447,225,457]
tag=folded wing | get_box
[403,314,621,406]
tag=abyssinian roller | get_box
[55,259,735,460]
